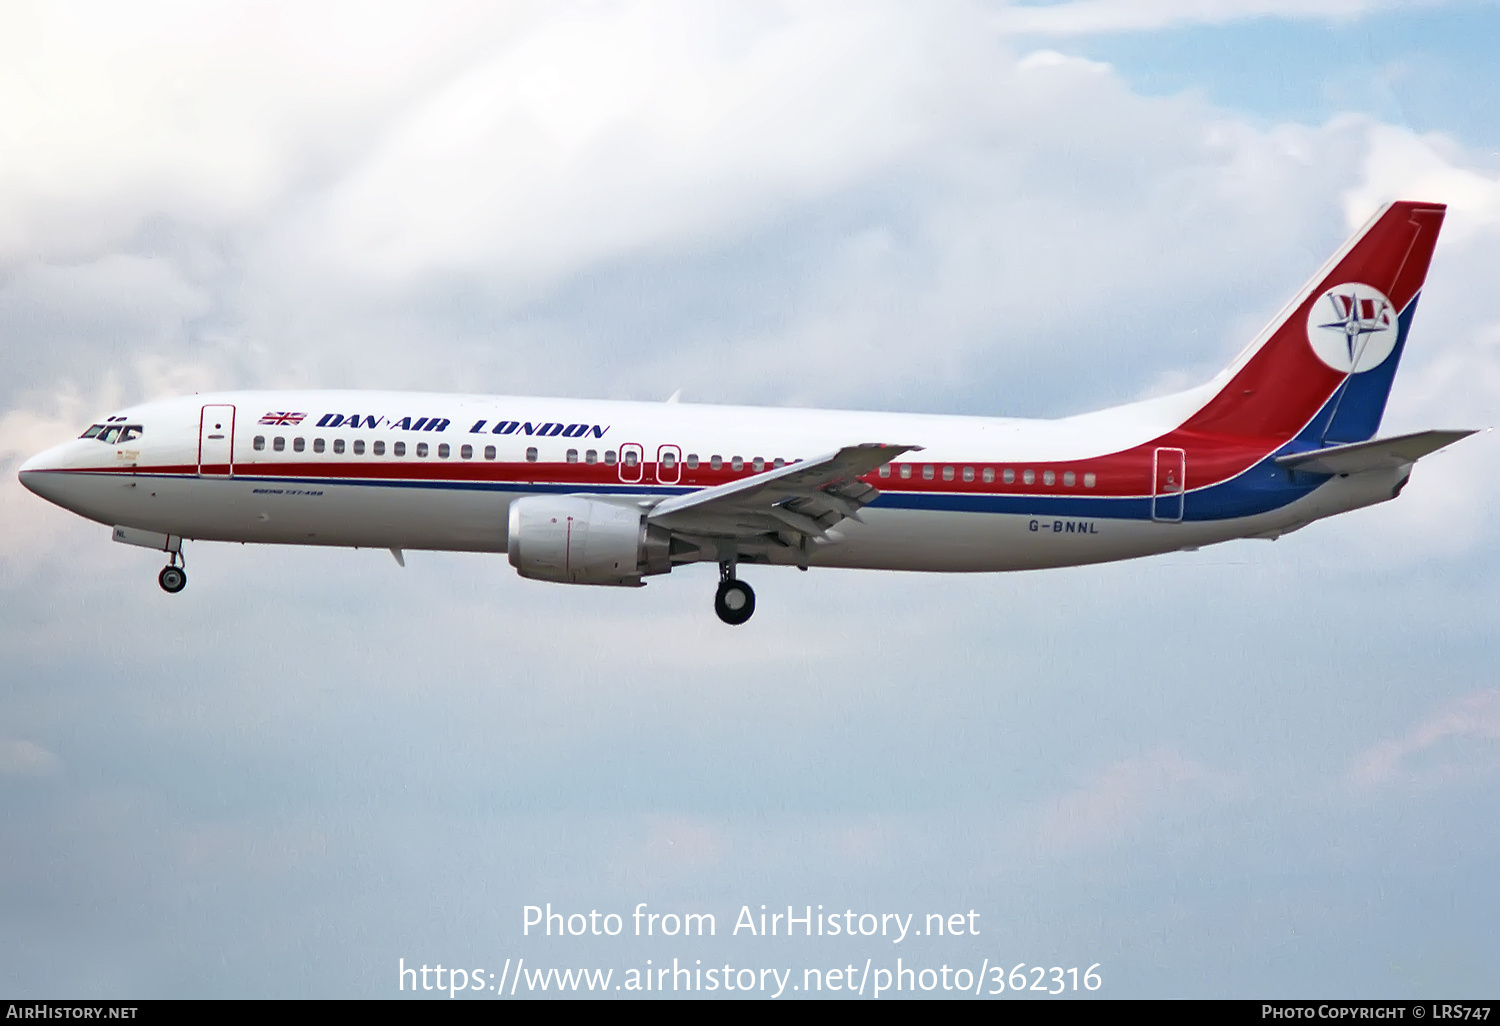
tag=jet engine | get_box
[507,496,671,586]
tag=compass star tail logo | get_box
[1306,283,1398,373]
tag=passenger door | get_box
[1151,447,1186,522]
[199,405,236,477]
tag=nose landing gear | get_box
[714,561,755,625]
[158,551,186,594]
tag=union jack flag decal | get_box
[258,411,307,426]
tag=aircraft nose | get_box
[18,443,70,493]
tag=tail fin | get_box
[1183,201,1446,445]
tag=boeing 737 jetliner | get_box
[19,202,1475,623]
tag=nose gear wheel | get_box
[158,548,186,593]
[158,565,186,593]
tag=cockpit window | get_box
[90,424,143,444]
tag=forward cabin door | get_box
[1151,446,1186,522]
[198,405,236,477]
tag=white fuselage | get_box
[18,388,1404,576]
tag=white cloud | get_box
[275,1,951,287]
[1030,749,1235,852]
[0,740,60,777]
[0,0,528,265]
[991,0,1440,36]
[1344,124,1500,240]
[1349,690,1500,787]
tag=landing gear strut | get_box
[714,561,755,626]
[158,550,186,594]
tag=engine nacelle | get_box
[507,496,671,586]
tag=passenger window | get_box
[526,447,538,462]
[773,458,785,469]
[663,451,677,468]
[962,467,974,482]
[333,439,345,454]
[1043,470,1055,485]
[686,454,699,469]
[253,436,266,451]
[710,455,723,470]
[354,439,366,455]
[313,438,325,454]
[879,465,891,478]
[293,437,305,452]
[923,465,935,480]
[731,457,744,471]
[373,441,386,456]
[1022,469,1035,484]
[460,444,471,459]
[119,425,143,442]
[899,464,911,479]
[1003,468,1015,484]
[604,450,617,465]
[484,445,496,460]
[273,437,285,452]
[625,450,638,467]
[586,449,597,464]
[438,443,450,459]
[1063,471,1075,486]
[415,442,427,457]
[982,468,994,483]
[395,442,407,457]
[566,449,578,463]
[1083,472,1096,488]
[752,457,764,472]
[942,466,954,481]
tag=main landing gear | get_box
[158,551,186,594]
[714,562,755,626]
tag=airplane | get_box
[18,200,1476,625]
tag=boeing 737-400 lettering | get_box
[19,202,1475,623]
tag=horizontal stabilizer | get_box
[1275,429,1476,475]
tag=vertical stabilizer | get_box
[1181,201,1446,444]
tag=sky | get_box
[2,0,1498,1000]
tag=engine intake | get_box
[507,496,671,586]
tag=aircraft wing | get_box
[647,442,920,540]
[1275,429,1477,475]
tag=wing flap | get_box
[1275,429,1476,475]
[648,442,919,538]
